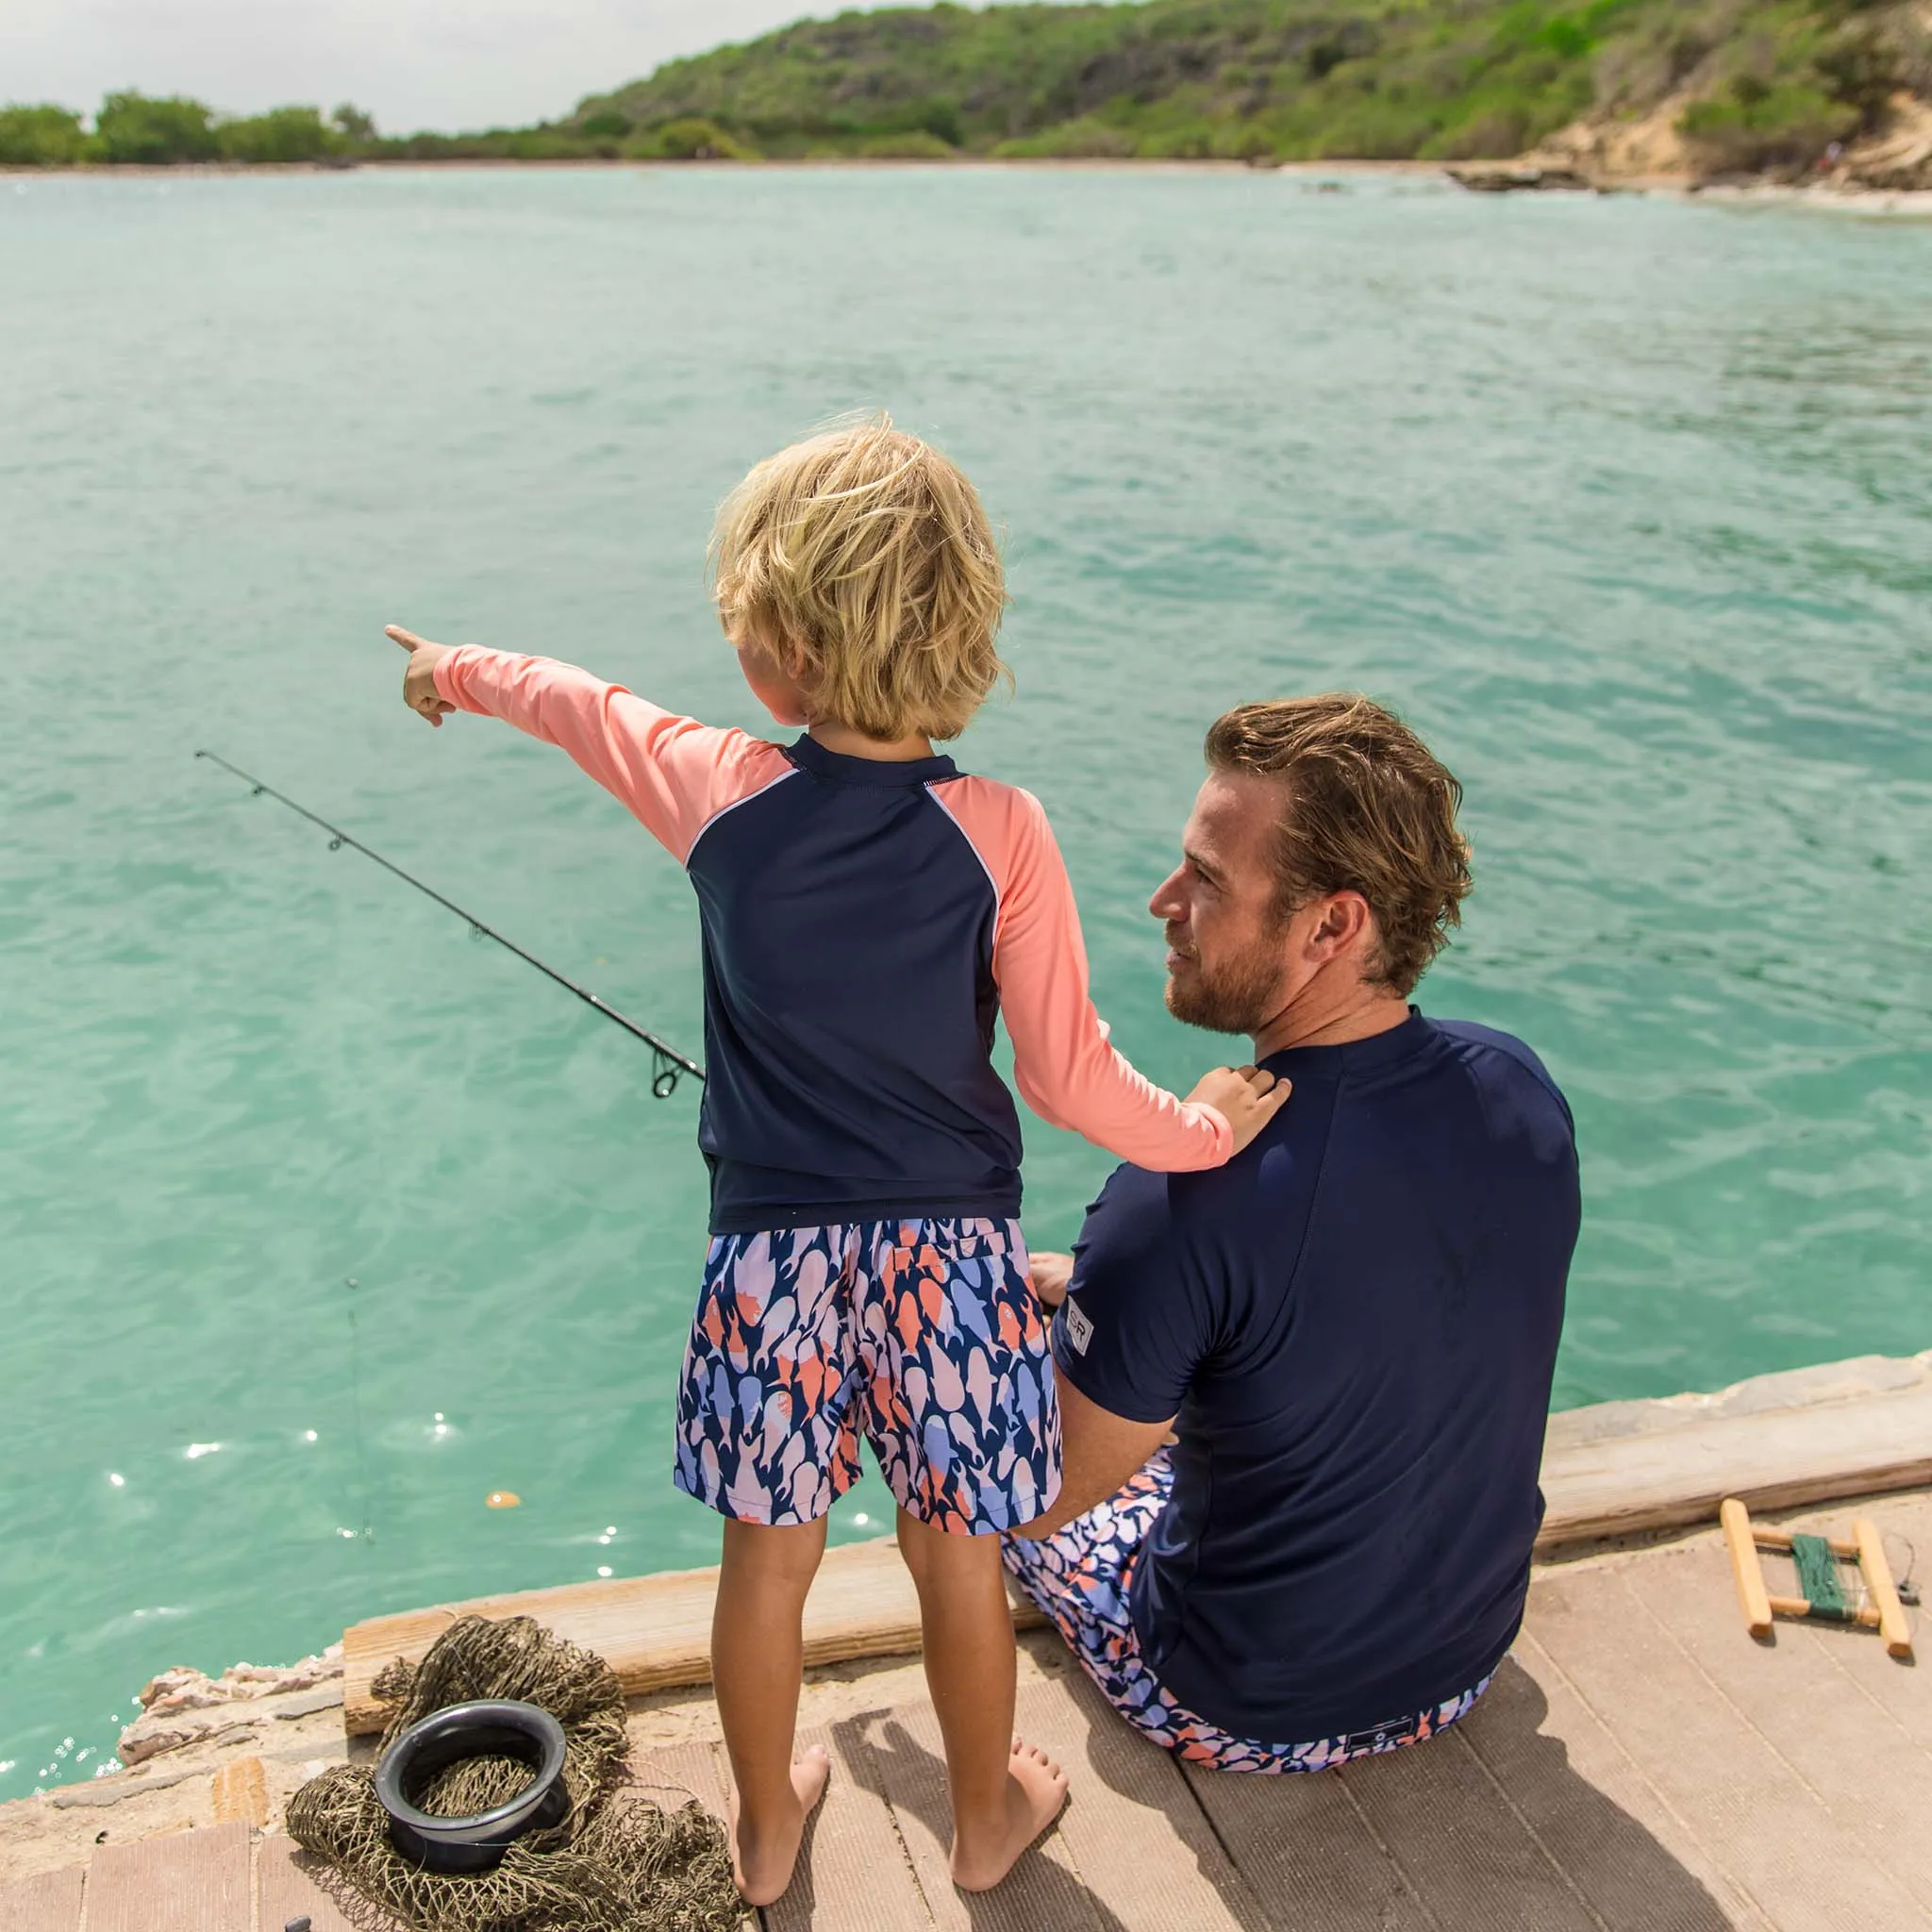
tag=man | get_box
[1007,695,1580,1772]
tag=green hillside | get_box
[575,0,1929,170]
[4,0,1925,175]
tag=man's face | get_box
[1149,770,1295,1037]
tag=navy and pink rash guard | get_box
[432,648,1234,1233]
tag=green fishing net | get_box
[286,1614,742,1932]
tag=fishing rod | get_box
[194,750,705,1098]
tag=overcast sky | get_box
[3,1,1075,134]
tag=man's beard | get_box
[1164,928,1287,1037]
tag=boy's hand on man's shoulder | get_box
[388,624,457,728]
[1189,1064,1291,1157]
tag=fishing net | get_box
[286,1614,741,1932]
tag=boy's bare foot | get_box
[950,1738,1069,1893]
[726,1745,830,1907]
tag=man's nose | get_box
[1149,867,1186,920]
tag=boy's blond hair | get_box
[710,416,1009,742]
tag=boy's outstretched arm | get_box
[386,625,789,864]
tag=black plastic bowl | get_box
[374,1698,570,1873]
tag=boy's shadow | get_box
[819,1711,1134,1931]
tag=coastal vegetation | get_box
[3,0,1927,178]
[0,96,368,167]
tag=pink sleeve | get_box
[934,778,1234,1172]
[433,646,791,864]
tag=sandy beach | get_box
[7,156,1929,212]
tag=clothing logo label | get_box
[1339,1722,1406,1755]
[1061,1298,1094,1357]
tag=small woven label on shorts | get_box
[1061,1299,1094,1356]
[1338,1720,1411,1755]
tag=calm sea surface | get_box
[2,167,1927,1799]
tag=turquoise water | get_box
[2,167,1927,1802]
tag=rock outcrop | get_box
[118,1646,343,1766]
[1836,95,1932,188]
[1444,162,1597,192]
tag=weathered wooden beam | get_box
[1537,1381,1932,1549]
[344,1535,1046,1736]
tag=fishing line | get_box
[194,751,704,1098]
[344,1274,373,1547]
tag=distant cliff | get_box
[7,0,1929,185]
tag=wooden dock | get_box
[6,1484,1927,1931]
[6,1351,1928,1930]
[330,1348,1932,1737]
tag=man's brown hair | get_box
[1204,694,1474,997]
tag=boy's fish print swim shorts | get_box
[674,1219,1060,1536]
[1003,1450,1491,1773]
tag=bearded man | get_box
[1007,695,1581,1773]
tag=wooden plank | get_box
[1018,1671,1264,1930]
[1465,1646,1770,1930]
[852,1694,1101,1932]
[631,1728,935,1930]
[625,1741,758,1932]
[766,1720,935,1932]
[1622,1538,1932,1911]
[342,1538,1046,1735]
[630,1736,729,1814]
[1538,1385,1932,1549]
[1339,1708,1604,1930]
[0,1864,85,1932]
[1181,1748,1434,1931]
[257,1835,360,1932]
[84,1820,252,1932]
[1525,1565,1929,1930]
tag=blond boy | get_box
[389,420,1284,1901]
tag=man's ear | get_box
[1307,891,1374,960]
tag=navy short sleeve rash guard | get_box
[1051,1011,1580,1744]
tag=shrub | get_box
[629,117,754,159]
[1679,83,1857,171]
[501,127,597,160]
[1812,22,1906,128]
[917,101,966,147]
[1311,100,1441,158]
[219,106,339,163]
[1212,122,1279,159]
[1138,122,1216,158]
[93,92,221,163]
[858,130,958,158]
[0,104,87,166]
[579,109,631,139]
[992,118,1137,158]
[1431,105,1533,156]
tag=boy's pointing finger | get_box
[387,625,425,651]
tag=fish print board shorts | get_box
[1002,1449,1492,1773]
[674,1219,1060,1535]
